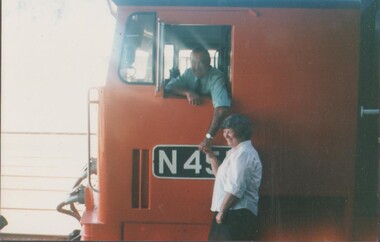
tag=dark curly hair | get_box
[221,114,252,141]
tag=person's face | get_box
[223,128,241,147]
[190,52,210,78]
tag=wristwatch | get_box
[206,133,214,140]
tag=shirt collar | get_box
[231,140,252,151]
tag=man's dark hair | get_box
[221,114,253,141]
[192,46,211,65]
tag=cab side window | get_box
[119,12,156,84]
[159,25,231,96]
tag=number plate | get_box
[153,145,230,179]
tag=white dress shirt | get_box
[211,140,262,215]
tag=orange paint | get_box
[79,2,376,241]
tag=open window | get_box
[157,24,232,96]
[118,13,231,92]
[119,12,156,84]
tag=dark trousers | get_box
[208,209,258,241]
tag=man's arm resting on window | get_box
[167,86,201,106]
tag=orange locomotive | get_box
[70,0,378,240]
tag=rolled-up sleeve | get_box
[224,152,250,198]
[165,70,192,91]
[210,76,231,108]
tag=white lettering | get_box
[159,150,177,174]
[184,151,202,174]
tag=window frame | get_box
[157,24,232,97]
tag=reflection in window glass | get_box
[119,13,155,84]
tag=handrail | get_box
[360,106,379,117]
[88,88,100,193]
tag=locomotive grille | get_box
[132,149,150,209]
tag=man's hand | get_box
[199,137,212,152]
[200,143,215,157]
[185,91,201,105]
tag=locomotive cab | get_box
[119,12,232,98]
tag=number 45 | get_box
[183,150,219,175]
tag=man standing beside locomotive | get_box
[165,46,231,150]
